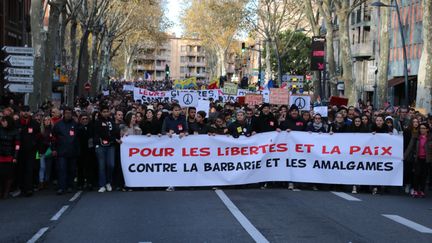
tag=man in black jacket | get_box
[52,107,80,195]
[228,110,253,138]
[253,103,278,133]
[17,106,40,196]
[94,105,117,193]
[77,113,95,190]
[279,104,306,131]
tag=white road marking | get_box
[215,190,269,243]
[69,191,83,202]
[382,214,432,233]
[331,192,361,201]
[27,227,49,243]
[50,205,69,221]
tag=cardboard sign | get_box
[222,83,238,95]
[245,94,263,106]
[329,96,349,107]
[269,88,289,105]
[313,106,328,117]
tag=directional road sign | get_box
[4,67,34,76]
[5,55,34,67]
[2,46,34,55]
[5,76,34,83]
[4,83,34,93]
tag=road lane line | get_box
[382,214,432,233]
[331,191,361,201]
[69,190,82,202]
[215,190,269,243]
[50,205,69,221]
[27,227,49,243]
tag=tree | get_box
[182,0,247,78]
[332,0,367,104]
[376,0,390,108]
[268,30,311,76]
[416,0,432,111]
[244,0,306,86]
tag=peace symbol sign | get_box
[294,97,306,109]
[183,93,194,105]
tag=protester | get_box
[228,110,253,138]
[404,123,432,197]
[77,113,96,190]
[307,113,327,133]
[94,105,117,193]
[0,116,20,199]
[38,116,54,189]
[253,103,278,133]
[189,111,210,135]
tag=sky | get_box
[166,0,183,37]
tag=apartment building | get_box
[133,36,209,81]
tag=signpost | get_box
[4,83,34,93]
[2,46,34,96]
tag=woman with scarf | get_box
[328,112,346,134]
[306,113,327,133]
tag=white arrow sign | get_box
[2,46,34,55]
[4,67,34,76]
[5,76,33,83]
[4,83,34,93]
[5,55,34,67]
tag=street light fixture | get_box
[371,0,409,107]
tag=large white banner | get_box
[121,132,403,187]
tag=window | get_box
[197,46,202,53]
[156,60,162,66]
[181,46,186,52]
[180,56,186,63]
[180,66,187,73]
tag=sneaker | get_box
[372,187,378,195]
[105,184,112,192]
[166,186,175,192]
[352,186,357,194]
[312,185,318,191]
[98,187,106,193]
[288,183,294,190]
[9,189,21,198]
[404,185,411,194]
[260,183,267,190]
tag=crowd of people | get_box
[0,81,431,199]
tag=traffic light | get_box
[165,64,170,78]
[241,42,245,53]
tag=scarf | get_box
[313,122,323,131]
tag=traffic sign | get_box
[5,55,34,67]
[5,76,34,83]
[4,67,34,76]
[84,82,91,91]
[4,83,34,93]
[2,46,34,55]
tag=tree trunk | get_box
[377,0,390,108]
[337,5,356,105]
[416,0,432,111]
[76,27,90,96]
[29,0,44,110]
[43,3,62,103]
[216,46,226,76]
[265,39,272,86]
[90,32,99,95]
[66,19,77,106]
[322,0,337,97]
[273,41,282,87]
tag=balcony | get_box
[136,54,156,60]
[195,61,206,67]
[351,42,374,58]
[134,64,155,71]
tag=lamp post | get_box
[372,0,409,107]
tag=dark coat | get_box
[140,119,161,135]
[253,113,278,133]
[52,119,80,158]
[93,117,117,146]
[279,116,306,131]
[404,135,432,164]
[161,115,188,134]
[0,127,20,162]
[228,120,252,138]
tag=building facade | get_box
[133,36,209,81]
[0,0,31,104]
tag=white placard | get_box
[289,95,311,111]
[313,106,328,117]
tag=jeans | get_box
[39,155,53,183]
[57,157,76,191]
[95,146,115,187]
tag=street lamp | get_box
[371,0,409,107]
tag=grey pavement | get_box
[1,188,432,243]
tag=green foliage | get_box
[265,30,311,77]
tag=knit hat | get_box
[289,104,299,112]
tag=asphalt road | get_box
[1,188,432,243]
